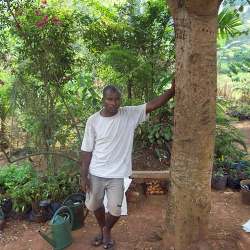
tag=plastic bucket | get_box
[63,193,88,230]
[240,179,250,205]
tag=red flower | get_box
[36,15,49,28]
[43,15,49,22]
[51,16,62,25]
[36,20,45,28]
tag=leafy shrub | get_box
[134,97,248,165]
[215,98,248,165]
[0,162,35,191]
[0,162,36,212]
[227,102,250,120]
[0,162,80,212]
[46,171,80,202]
[244,166,250,179]
[215,124,247,164]
[134,104,174,161]
[212,167,225,177]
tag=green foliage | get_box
[232,79,250,104]
[243,165,250,179]
[0,1,101,156]
[0,80,11,117]
[14,2,76,84]
[3,0,244,159]
[0,161,80,212]
[12,2,80,150]
[0,162,35,190]
[226,161,250,180]
[227,98,250,121]
[147,123,172,145]
[215,124,247,164]
[44,171,80,202]
[218,7,244,41]
[104,45,138,74]
[0,0,249,178]
[217,2,250,106]
[216,97,232,125]
[0,162,36,212]
[78,0,174,101]
[0,79,12,148]
[218,43,250,75]
[234,103,250,116]
[214,98,248,165]
[134,103,174,161]
[213,167,225,177]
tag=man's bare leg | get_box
[103,213,120,247]
[92,205,106,245]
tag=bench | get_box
[126,170,170,199]
[131,170,170,183]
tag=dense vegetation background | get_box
[0,0,249,212]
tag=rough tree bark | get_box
[163,1,222,249]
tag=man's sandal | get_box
[91,235,103,247]
[103,240,115,249]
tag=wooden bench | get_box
[131,170,170,183]
[126,170,170,200]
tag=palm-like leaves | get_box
[218,7,243,40]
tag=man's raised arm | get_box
[146,79,175,114]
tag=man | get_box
[81,82,175,249]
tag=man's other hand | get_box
[81,177,90,193]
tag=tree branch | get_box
[1,147,80,165]
[5,0,26,38]
[56,87,82,143]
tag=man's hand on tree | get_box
[170,78,175,96]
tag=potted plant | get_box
[211,167,227,190]
[227,168,244,190]
[244,164,250,176]
[8,186,32,219]
[0,162,36,217]
[0,194,12,217]
[21,178,48,222]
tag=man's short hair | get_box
[102,85,121,98]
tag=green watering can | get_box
[63,193,88,231]
[39,206,73,250]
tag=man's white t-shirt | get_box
[81,104,148,178]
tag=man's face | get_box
[103,90,121,115]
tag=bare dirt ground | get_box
[0,192,250,250]
[0,121,250,250]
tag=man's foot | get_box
[103,239,115,249]
[91,235,103,247]
[102,226,114,249]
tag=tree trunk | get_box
[163,1,221,249]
